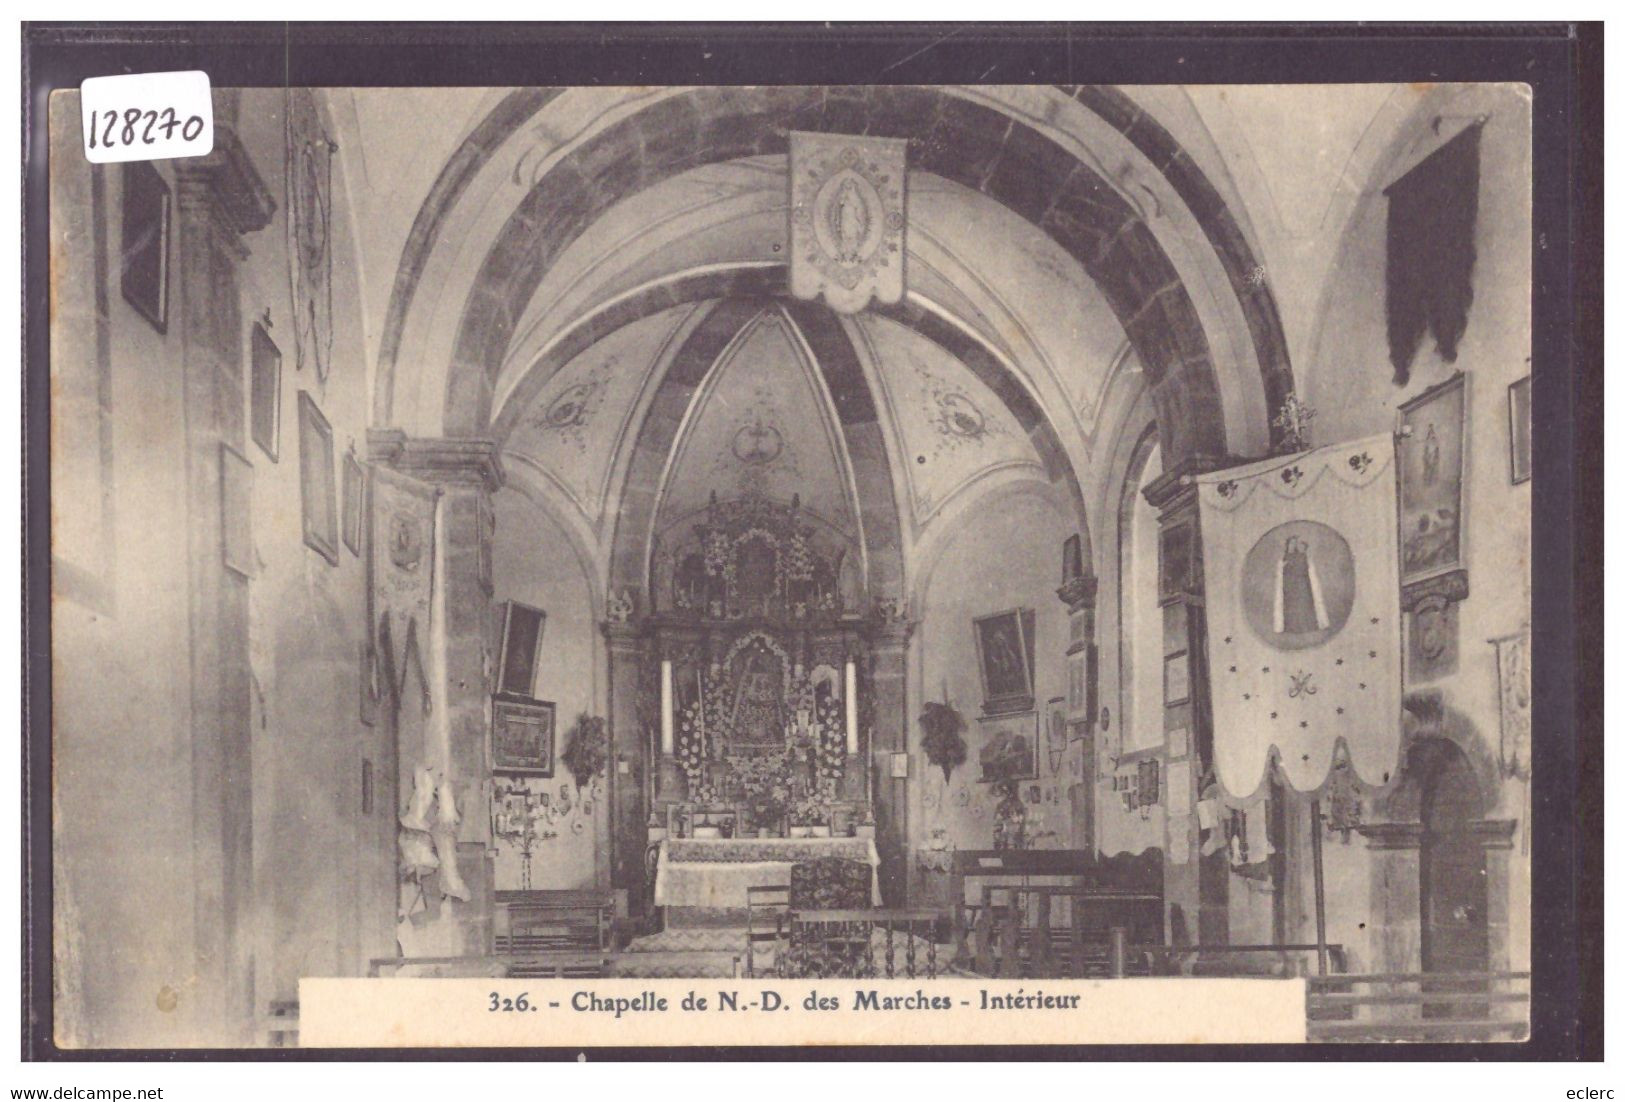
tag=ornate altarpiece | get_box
[637,491,877,834]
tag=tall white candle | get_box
[660,659,674,755]
[845,660,859,754]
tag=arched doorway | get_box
[1419,740,1490,983]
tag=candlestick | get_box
[845,660,859,754]
[660,660,674,755]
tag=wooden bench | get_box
[948,849,1164,966]
[494,889,615,954]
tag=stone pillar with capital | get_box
[369,430,503,956]
[871,617,913,906]
[1057,569,1098,852]
[1142,464,1225,946]
[603,616,650,922]
[171,99,276,1045]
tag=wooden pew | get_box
[949,848,1165,967]
[494,889,615,954]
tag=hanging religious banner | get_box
[1491,629,1531,779]
[1195,434,1401,796]
[788,131,906,314]
[371,464,439,713]
[284,88,336,382]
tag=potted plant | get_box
[560,713,609,793]
[919,701,968,784]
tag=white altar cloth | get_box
[653,836,882,908]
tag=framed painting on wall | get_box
[496,600,548,698]
[977,710,1038,783]
[1158,522,1193,605]
[218,442,254,579]
[120,160,170,334]
[1397,372,1468,585]
[297,391,339,565]
[341,451,365,556]
[973,607,1036,714]
[249,320,282,462]
[1163,650,1191,707]
[492,694,556,777]
[1508,374,1531,485]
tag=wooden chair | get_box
[778,857,875,978]
[744,883,790,978]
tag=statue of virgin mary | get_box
[1274,535,1330,635]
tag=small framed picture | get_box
[1158,523,1193,605]
[492,694,557,777]
[218,442,254,579]
[120,161,170,334]
[249,321,282,462]
[497,600,548,697]
[977,710,1038,782]
[973,607,1036,713]
[341,451,365,556]
[1397,371,1469,585]
[1163,650,1191,707]
[297,391,339,565]
[1508,374,1531,485]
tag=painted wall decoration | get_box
[1407,596,1459,681]
[296,391,339,566]
[1046,697,1067,774]
[492,694,557,777]
[977,710,1038,783]
[284,88,335,382]
[788,130,907,314]
[119,160,169,334]
[1397,372,1468,585]
[531,357,612,453]
[973,607,1036,714]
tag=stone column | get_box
[1142,467,1225,945]
[370,430,503,956]
[1358,822,1423,977]
[871,619,913,906]
[604,619,649,921]
[1056,572,1098,853]
[172,106,275,1045]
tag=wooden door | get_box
[1419,743,1489,1015]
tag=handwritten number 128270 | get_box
[87,107,205,152]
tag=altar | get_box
[653,836,882,910]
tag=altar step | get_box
[609,924,757,979]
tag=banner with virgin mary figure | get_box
[1195,434,1401,797]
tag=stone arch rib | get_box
[432,86,1256,466]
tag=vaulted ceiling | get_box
[328,83,1441,606]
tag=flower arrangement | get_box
[782,529,816,584]
[727,749,794,828]
[812,694,847,795]
[560,713,609,792]
[919,701,968,784]
[789,788,834,827]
